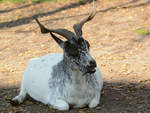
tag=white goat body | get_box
[12,53,103,110]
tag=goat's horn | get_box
[34,17,76,41]
[73,0,96,37]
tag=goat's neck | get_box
[61,55,82,77]
[52,55,95,86]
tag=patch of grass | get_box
[0,0,24,3]
[135,28,150,35]
[32,0,52,3]
[78,0,93,2]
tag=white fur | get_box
[12,53,103,110]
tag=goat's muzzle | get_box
[87,60,97,74]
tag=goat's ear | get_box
[50,32,64,48]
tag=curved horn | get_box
[34,18,76,41]
[73,0,96,37]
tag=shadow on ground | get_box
[0,0,150,29]
[0,0,94,14]
[0,81,150,113]
[0,2,39,13]
[0,0,91,29]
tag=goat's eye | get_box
[78,38,84,45]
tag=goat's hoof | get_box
[88,101,99,108]
[10,99,20,106]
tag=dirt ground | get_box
[0,0,150,112]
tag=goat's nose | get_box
[89,60,97,68]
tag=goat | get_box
[11,1,103,111]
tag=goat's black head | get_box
[35,1,97,74]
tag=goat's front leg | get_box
[50,99,69,111]
[88,92,101,108]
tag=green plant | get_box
[0,0,25,3]
[135,28,150,35]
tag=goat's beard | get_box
[82,69,96,76]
